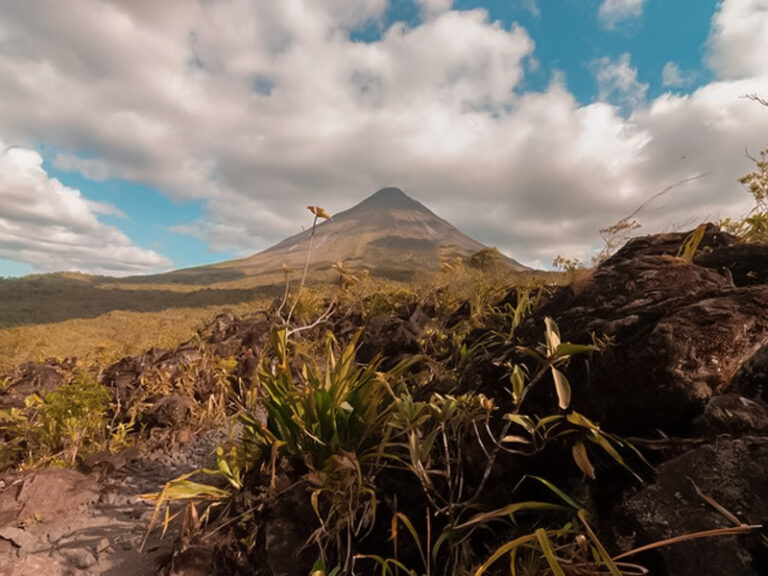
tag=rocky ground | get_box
[2,225,768,575]
[0,428,230,576]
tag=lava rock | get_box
[614,436,768,576]
[526,228,768,434]
[694,394,768,436]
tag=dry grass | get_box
[0,301,268,373]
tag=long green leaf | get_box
[588,433,643,482]
[527,476,580,509]
[454,501,567,530]
[555,342,599,357]
[474,533,540,576]
[577,509,622,576]
[535,529,565,576]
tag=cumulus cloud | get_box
[0,0,767,271]
[661,61,695,88]
[0,139,171,275]
[594,53,649,113]
[707,0,768,79]
[416,0,453,20]
[598,0,645,30]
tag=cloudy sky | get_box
[1,0,767,276]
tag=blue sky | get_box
[363,0,719,102]
[42,157,233,270]
[1,0,767,275]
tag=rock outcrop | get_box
[529,226,768,435]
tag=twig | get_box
[742,93,768,107]
[687,476,744,527]
[287,298,337,336]
[613,524,762,561]
[286,214,319,325]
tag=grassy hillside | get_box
[0,273,273,329]
[0,301,270,373]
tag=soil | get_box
[0,427,230,576]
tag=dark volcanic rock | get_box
[0,361,67,410]
[529,229,768,434]
[732,343,768,402]
[358,306,429,368]
[608,224,737,261]
[694,394,768,436]
[695,243,768,286]
[614,436,768,576]
[148,394,195,427]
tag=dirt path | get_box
[0,428,230,576]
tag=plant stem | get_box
[286,215,318,325]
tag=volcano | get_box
[216,187,528,280]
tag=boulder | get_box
[148,394,195,428]
[694,394,768,436]
[0,363,65,410]
[732,343,768,402]
[614,436,768,576]
[695,243,768,286]
[528,229,768,434]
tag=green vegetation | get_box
[130,265,654,575]
[0,369,110,468]
[720,147,768,241]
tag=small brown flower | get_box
[307,205,332,220]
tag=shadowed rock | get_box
[614,436,768,576]
[527,227,768,434]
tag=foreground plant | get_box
[0,369,111,467]
[238,327,415,570]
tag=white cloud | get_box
[0,0,766,272]
[662,61,695,88]
[53,153,113,181]
[598,0,645,30]
[0,139,171,275]
[416,0,453,20]
[521,0,540,18]
[594,53,649,113]
[707,0,768,80]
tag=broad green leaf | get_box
[572,441,595,479]
[544,317,561,356]
[504,413,535,433]
[555,342,599,358]
[567,411,600,431]
[551,367,571,409]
